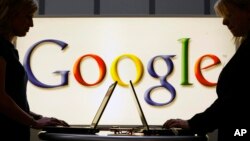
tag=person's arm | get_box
[163,98,220,134]
[0,57,37,127]
[30,111,43,120]
[187,98,221,134]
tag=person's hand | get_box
[31,117,69,129]
[163,119,190,129]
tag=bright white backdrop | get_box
[16,17,235,125]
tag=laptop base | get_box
[43,126,99,134]
[143,129,196,136]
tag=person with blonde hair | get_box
[163,0,250,141]
[0,0,68,140]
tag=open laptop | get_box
[129,80,195,136]
[42,81,118,134]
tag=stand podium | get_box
[38,130,208,141]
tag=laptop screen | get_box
[90,81,118,128]
[129,80,149,130]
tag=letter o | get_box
[111,54,144,86]
[73,54,106,86]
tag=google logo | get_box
[23,38,221,106]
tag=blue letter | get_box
[23,39,69,88]
[145,55,176,106]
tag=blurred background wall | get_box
[33,0,218,141]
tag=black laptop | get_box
[129,80,195,136]
[42,81,118,134]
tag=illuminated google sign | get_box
[24,38,221,106]
[16,17,235,124]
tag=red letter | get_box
[73,54,106,86]
[195,54,221,86]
